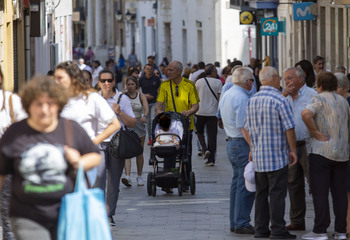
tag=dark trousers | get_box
[255,166,288,236]
[309,154,347,234]
[195,115,218,163]
[164,130,193,184]
[287,144,309,225]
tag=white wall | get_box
[126,0,256,67]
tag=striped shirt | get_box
[305,92,350,162]
[244,86,295,172]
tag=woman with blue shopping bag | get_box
[0,76,102,240]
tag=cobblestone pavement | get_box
[111,128,324,240]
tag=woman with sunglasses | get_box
[97,69,136,225]
[54,61,121,186]
[121,76,149,187]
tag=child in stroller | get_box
[154,114,181,148]
[147,112,195,196]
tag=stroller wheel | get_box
[190,172,196,195]
[151,180,156,197]
[147,172,152,196]
[178,182,183,197]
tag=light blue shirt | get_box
[219,84,250,138]
[286,84,317,141]
[217,82,256,119]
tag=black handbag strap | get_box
[169,81,177,112]
[204,77,218,101]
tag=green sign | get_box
[261,17,279,36]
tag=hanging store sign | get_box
[240,11,254,25]
[260,17,279,36]
[293,3,315,21]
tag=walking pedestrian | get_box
[121,76,149,187]
[0,76,101,240]
[0,66,27,240]
[195,63,222,166]
[139,63,161,146]
[54,61,121,186]
[155,60,200,192]
[97,69,136,226]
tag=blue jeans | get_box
[227,137,255,229]
[95,142,125,217]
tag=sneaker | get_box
[205,161,215,166]
[333,232,346,240]
[109,216,116,226]
[204,150,211,159]
[302,231,328,240]
[197,151,203,156]
[137,176,144,186]
[147,137,152,146]
[161,187,173,193]
[121,175,132,187]
[234,225,255,234]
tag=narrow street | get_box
[111,128,319,240]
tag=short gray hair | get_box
[334,72,349,88]
[171,60,183,73]
[335,66,346,74]
[259,66,278,83]
[231,67,253,85]
[283,67,305,83]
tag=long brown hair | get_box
[55,61,89,98]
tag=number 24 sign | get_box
[261,17,279,36]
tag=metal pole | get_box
[25,10,31,81]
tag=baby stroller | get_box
[147,111,196,197]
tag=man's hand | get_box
[181,110,191,117]
[144,93,154,100]
[289,151,297,166]
[217,118,223,129]
[282,81,295,97]
[248,152,253,162]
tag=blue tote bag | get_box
[57,164,112,240]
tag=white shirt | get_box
[92,66,104,87]
[0,90,27,138]
[60,92,116,142]
[195,77,222,116]
[98,91,136,141]
[190,69,205,82]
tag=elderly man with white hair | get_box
[243,66,297,239]
[219,67,255,235]
[335,72,350,104]
[282,67,317,231]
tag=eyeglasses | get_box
[99,79,113,83]
[248,78,254,82]
[175,86,179,97]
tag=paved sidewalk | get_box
[111,128,326,240]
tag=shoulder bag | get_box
[110,94,143,159]
[204,77,218,101]
[57,164,112,240]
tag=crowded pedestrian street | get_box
[111,128,321,240]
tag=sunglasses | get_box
[99,78,113,83]
[175,86,179,97]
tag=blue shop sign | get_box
[261,17,279,36]
[293,2,315,21]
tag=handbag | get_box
[110,94,143,159]
[57,164,112,240]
